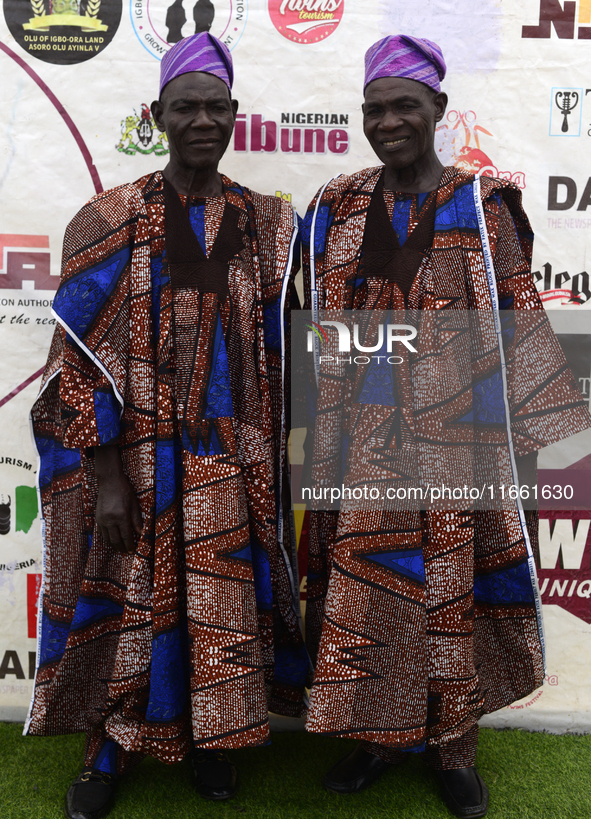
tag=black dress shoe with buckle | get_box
[64,768,116,819]
[191,749,237,801]
[322,743,396,794]
[436,767,489,818]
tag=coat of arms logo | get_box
[116,104,169,156]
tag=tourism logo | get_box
[4,0,122,64]
[435,109,526,189]
[550,88,583,136]
[268,0,344,44]
[116,104,170,156]
[131,0,247,60]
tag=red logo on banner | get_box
[0,234,57,291]
[27,573,42,639]
[268,0,344,43]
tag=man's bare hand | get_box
[93,445,143,554]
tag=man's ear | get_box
[433,92,448,123]
[151,99,165,132]
[231,98,239,120]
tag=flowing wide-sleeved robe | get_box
[26,171,307,762]
[301,166,591,751]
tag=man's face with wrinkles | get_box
[152,72,238,174]
[363,77,446,172]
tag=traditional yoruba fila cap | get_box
[364,35,446,93]
[159,33,234,96]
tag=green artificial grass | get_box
[1,723,590,819]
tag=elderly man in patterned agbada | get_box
[27,32,306,819]
[301,34,591,818]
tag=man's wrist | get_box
[93,444,124,484]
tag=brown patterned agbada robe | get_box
[26,172,307,764]
[301,166,591,752]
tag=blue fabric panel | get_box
[357,336,397,406]
[39,613,69,666]
[252,539,273,611]
[36,436,81,488]
[204,314,233,419]
[188,204,207,254]
[391,198,412,246]
[273,643,309,688]
[155,440,176,514]
[363,548,425,584]
[500,307,516,343]
[93,390,120,445]
[92,740,119,776]
[151,255,163,338]
[313,206,332,255]
[146,628,187,722]
[53,246,131,339]
[300,211,311,246]
[435,182,478,231]
[263,298,281,351]
[473,371,505,424]
[227,542,253,563]
[474,562,535,605]
[70,596,124,630]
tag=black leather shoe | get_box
[436,767,489,818]
[192,749,237,801]
[64,769,116,819]
[322,743,396,794]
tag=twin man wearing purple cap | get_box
[30,30,588,819]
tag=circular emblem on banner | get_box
[4,0,122,64]
[131,0,248,60]
[268,0,343,44]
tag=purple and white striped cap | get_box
[159,33,234,96]
[364,35,446,93]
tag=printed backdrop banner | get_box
[1,0,591,730]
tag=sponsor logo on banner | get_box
[131,0,247,60]
[533,261,591,303]
[537,515,591,622]
[435,110,526,189]
[234,110,349,154]
[0,650,36,681]
[4,0,122,64]
[547,176,591,212]
[0,235,57,292]
[522,0,591,39]
[550,88,583,135]
[268,0,343,43]
[116,104,170,156]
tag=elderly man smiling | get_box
[301,35,590,818]
[27,32,305,819]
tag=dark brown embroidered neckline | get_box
[360,172,436,298]
[163,176,244,300]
